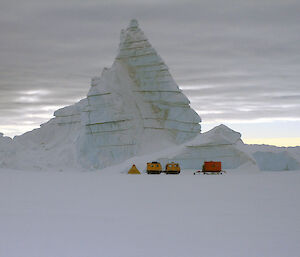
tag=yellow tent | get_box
[128,164,141,174]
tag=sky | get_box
[0,0,299,146]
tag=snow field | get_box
[1,169,300,257]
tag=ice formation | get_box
[0,20,299,172]
[75,19,200,168]
[158,125,255,170]
[76,19,201,168]
[0,20,201,170]
[243,144,300,171]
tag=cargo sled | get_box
[194,161,225,175]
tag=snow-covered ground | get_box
[1,168,300,257]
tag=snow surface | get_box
[1,168,300,257]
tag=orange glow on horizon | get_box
[243,137,300,147]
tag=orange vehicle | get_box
[165,162,180,174]
[147,162,162,174]
[194,161,224,175]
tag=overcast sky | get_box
[1,0,300,144]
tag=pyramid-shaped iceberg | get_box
[0,20,201,169]
[49,19,201,169]
[1,20,298,172]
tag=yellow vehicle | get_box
[147,162,162,174]
[165,162,180,174]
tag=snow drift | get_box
[159,125,255,170]
[0,20,299,172]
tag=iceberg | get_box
[0,19,201,171]
[0,20,299,172]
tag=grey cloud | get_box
[0,0,300,136]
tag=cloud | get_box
[0,0,300,137]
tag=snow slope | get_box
[159,125,256,170]
[1,168,300,257]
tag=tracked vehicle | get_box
[165,162,180,174]
[147,162,162,174]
